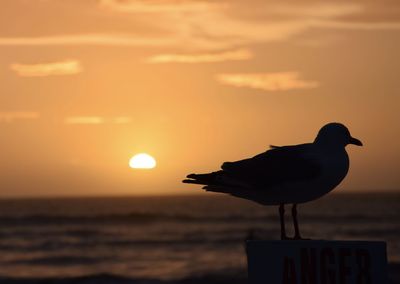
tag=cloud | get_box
[97,1,400,51]
[10,60,82,77]
[64,116,104,125]
[64,116,132,125]
[311,20,400,30]
[268,3,363,18]
[147,49,252,63]
[0,34,175,47]
[99,0,223,13]
[0,2,399,53]
[216,72,319,91]
[0,111,40,122]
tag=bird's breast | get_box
[301,149,349,200]
[321,150,349,186]
[276,149,350,204]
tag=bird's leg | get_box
[292,204,302,240]
[279,204,288,240]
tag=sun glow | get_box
[129,153,156,169]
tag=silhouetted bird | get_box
[183,123,362,240]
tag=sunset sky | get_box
[0,0,399,197]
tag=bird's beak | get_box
[349,136,363,146]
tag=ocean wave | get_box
[0,264,399,284]
[0,212,398,226]
[6,255,107,266]
[0,235,249,253]
[0,272,246,284]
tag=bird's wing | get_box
[221,144,322,188]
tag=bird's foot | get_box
[281,235,311,240]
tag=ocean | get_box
[0,193,398,283]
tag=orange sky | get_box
[0,0,399,197]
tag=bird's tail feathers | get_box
[204,185,258,202]
[182,171,222,186]
[203,185,236,193]
[182,179,207,185]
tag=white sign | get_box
[246,240,387,284]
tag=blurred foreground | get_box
[0,193,398,283]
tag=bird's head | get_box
[314,123,363,149]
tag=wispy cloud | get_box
[98,1,400,51]
[216,72,319,91]
[0,2,398,52]
[64,116,132,125]
[312,20,400,30]
[10,60,82,77]
[64,116,104,125]
[99,0,222,13]
[0,34,175,47]
[147,49,252,64]
[268,3,363,18]
[0,111,40,123]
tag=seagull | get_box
[182,123,362,240]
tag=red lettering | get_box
[339,248,352,284]
[356,249,372,284]
[301,248,317,284]
[282,256,297,284]
[320,248,336,284]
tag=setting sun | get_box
[129,153,156,169]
